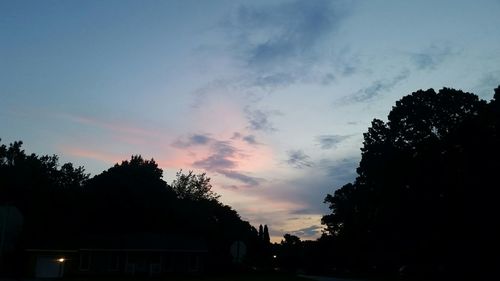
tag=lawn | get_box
[194,272,314,281]
[62,272,315,281]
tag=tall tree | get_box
[322,87,499,277]
[170,170,220,201]
[0,140,90,244]
[84,155,174,232]
[263,225,270,243]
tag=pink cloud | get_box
[61,146,124,164]
[67,114,159,138]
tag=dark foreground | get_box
[0,273,315,281]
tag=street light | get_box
[57,258,65,263]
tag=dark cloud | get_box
[233,1,346,67]
[242,135,258,145]
[286,150,313,169]
[192,141,237,171]
[411,45,452,70]
[232,132,260,145]
[179,136,261,187]
[253,72,297,88]
[231,132,242,139]
[344,70,409,103]
[245,108,280,132]
[316,134,350,149]
[341,64,357,76]
[172,133,212,148]
[319,157,359,186]
[321,73,336,85]
[217,170,263,187]
[223,0,351,88]
[290,225,324,238]
[189,134,211,145]
[221,185,239,190]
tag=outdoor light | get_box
[273,255,277,259]
[57,258,65,263]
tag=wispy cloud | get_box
[343,70,410,103]
[229,1,346,68]
[286,150,313,169]
[290,208,322,215]
[172,133,212,148]
[66,114,159,138]
[411,45,453,70]
[253,72,297,89]
[222,0,352,88]
[172,133,265,187]
[193,141,237,171]
[231,132,260,145]
[61,146,123,165]
[319,157,359,187]
[290,225,323,239]
[242,135,259,145]
[316,134,351,149]
[218,170,263,187]
[245,108,280,132]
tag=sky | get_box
[1,0,500,242]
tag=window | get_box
[163,254,174,272]
[189,254,200,272]
[150,263,161,274]
[125,253,135,274]
[79,252,91,271]
[108,253,120,271]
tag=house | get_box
[25,233,208,278]
[0,205,24,272]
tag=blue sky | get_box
[2,0,500,241]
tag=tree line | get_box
[2,85,499,279]
[0,145,272,273]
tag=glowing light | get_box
[273,255,277,259]
[57,258,65,263]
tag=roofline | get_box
[79,249,208,252]
[26,248,208,253]
[26,249,78,253]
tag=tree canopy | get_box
[322,87,500,278]
[170,170,220,201]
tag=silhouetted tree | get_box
[282,234,301,246]
[263,224,270,243]
[83,155,174,233]
[276,234,302,271]
[0,140,90,260]
[322,87,500,278]
[0,140,262,273]
[171,170,220,201]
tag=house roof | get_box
[26,232,208,252]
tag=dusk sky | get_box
[1,0,500,241]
